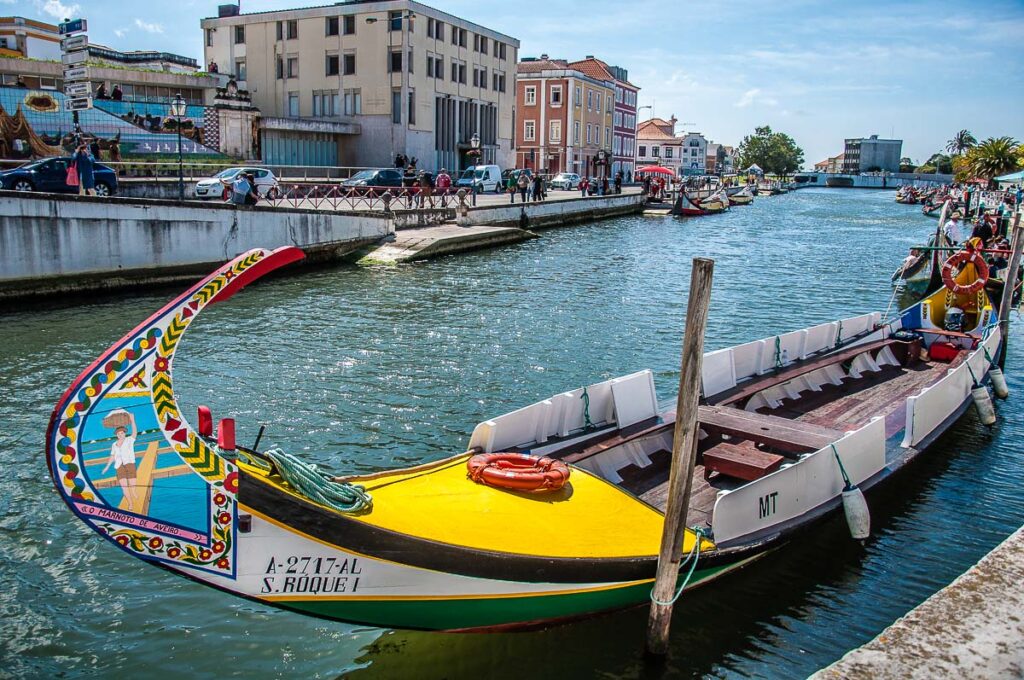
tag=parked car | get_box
[0,156,118,196]
[549,172,581,190]
[340,168,405,193]
[456,165,502,193]
[195,167,279,199]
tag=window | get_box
[587,90,593,111]
[435,21,444,41]
[389,49,403,73]
[665,147,673,158]
[499,43,507,60]
[343,15,355,34]
[433,55,443,79]
[313,90,339,117]
[605,128,611,146]
[205,29,213,47]
[408,90,415,125]
[653,147,660,157]
[390,11,403,31]
[287,56,298,78]
[524,120,535,141]
[235,58,246,81]
[276,21,283,40]
[288,92,299,117]
[408,49,413,74]
[392,89,401,123]
[575,86,581,106]
[606,94,612,113]
[427,18,434,37]
[473,34,479,51]
[234,25,245,44]
[326,16,339,35]
[479,36,488,53]
[524,86,536,105]
[614,111,622,127]
[276,57,283,79]
[287,20,297,40]
[549,120,561,142]
[574,121,581,143]
[326,54,339,76]
[344,88,361,115]
[550,85,562,106]
[344,53,355,75]
[479,67,487,89]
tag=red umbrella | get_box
[635,166,675,176]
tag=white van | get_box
[456,165,502,193]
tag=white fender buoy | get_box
[842,486,871,541]
[971,385,997,426]
[989,367,1010,400]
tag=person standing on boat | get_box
[944,216,964,245]
[101,411,139,510]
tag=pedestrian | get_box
[1015,185,1022,209]
[112,85,123,101]
[418,170,435,208]
[221,171,252,205]
[507,173,517,203]
[642,175,651,195]
[435,168,451,204]
[531,174,543,202]
[95,83,108,100]
[944,216,963,245]
[627,170,632,184]
[72,143,96,196]
[109,138,121,163]
[90,138,101,160]
[579,176,589,197]
[601,177,609,196]
[614,171,623,194]
[244,173,260,205]
[517,171,530,203]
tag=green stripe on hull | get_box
[277,565,732,630]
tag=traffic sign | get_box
[66,96,93,111]
[61,34,88,51]
[58,18,87,35]
[61,50,87,66]
[64,81,91,97]
[63,65,89,81]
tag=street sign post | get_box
[64,82,91,97]
[63,65,89,82]
[60,34,88,51]
[66,96,93,111]
[61,50,87,66]
[58,18,87,35]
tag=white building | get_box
[0,16,61,61]
[680,132,707,175]
[201,0,519,169]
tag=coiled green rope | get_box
[263,447,373,513]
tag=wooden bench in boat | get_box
[703,442,784,481]
[715,338,900,407]
[697,404,844,454]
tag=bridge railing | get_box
[261,184,465,212]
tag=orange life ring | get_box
[467,452,570,492]
[941,246,989,295]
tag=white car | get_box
[549,172,581,190]
[194,167,280,199]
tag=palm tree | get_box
[964,137,1021,180]
[946,129,977,156]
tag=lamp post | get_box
[169,93,187,201]
[469,132,480,204]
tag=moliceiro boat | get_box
[46,246,1007,632]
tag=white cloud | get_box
[113,29,126,38]
[36,0,80,19]
[134,18,164,34]
[736,89,759,108]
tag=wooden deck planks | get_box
[698,404,844,453]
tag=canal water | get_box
[2,188,1022,678]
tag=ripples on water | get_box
[1,188,1021,678]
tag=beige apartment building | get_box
[515,56,614,178]
[201,0,518,169]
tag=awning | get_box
[635,165,674,176]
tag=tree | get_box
[946,129,977,156]
[923,153,952,174]
[737,125,805,178]
[962,136,1021,180]
[899,157,916,173]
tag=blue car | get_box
[0,156,118,196]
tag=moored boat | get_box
[46,245,1009,632]
[729,186,755,205]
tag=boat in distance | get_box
[46,245,1005,632]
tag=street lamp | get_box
[169,93,187,201]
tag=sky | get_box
[18,0,1024,166]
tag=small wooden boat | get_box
[729,186,754,205]
[46,245,1008,632]
[894,202,951,295]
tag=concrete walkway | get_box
[357,224,536,265]
[812,526,1024,679]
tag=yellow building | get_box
[201,1,519,169]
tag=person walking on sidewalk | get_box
[531,174,544,202]
[579,177,589,197]
[517,171,530,203]
[507,174,517,203]
[72,143,96,196]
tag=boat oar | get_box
[831,445,870,541]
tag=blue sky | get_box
[21,0,1024,165]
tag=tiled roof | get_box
[567,58,614,82]
[517,58,569,74]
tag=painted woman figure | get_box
[102,411,138,509]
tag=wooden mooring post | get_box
[997,211,1023,369]
[645,257,715,657]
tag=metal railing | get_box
[261,184,464,211]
